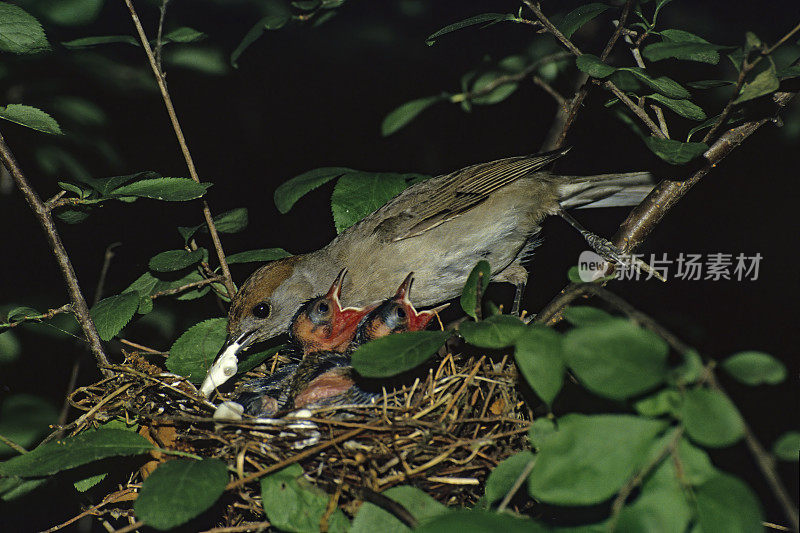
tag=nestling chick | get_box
[201,269,375,397]
[204,148,653,395]
[234,273,444,416]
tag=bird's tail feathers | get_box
[556,172,655,209]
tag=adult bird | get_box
[203,148,653,395]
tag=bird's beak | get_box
[392,272,448,330]
[326,268,377,349]
[199,329,258,397]
[411,303,450,331]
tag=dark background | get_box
[0,0,798,529]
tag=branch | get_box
[707,372,799,531]
[600,79,666,138]
[2,303,72,330]
[0,132,111,374]
[123,0,236,299]
[527,0,636,150]
[614,90,796,252]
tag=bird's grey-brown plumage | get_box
[225,149,653,347]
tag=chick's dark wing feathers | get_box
[373,149,569,242]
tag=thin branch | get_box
[3,303,72,329]
[532,75,567,108]
[94,242,121,306]
[608,428,684,530]
[522,1,580,55]
[497,457,536,512]
[351,486,418,529]
[763,20,800,56]
[0,433,28,455]
[0,132,111,374]
[707,372,799,531]
[154,0,170,72]
[530,0,635,150]
[150,274,223,299]
[614,90,795,252]
[600,80,666,138]
[123,0,236,299]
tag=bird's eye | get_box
[395,307,407,319]
[316,301,330,314]
[252,302,271,319]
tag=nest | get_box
[67,348,533,527]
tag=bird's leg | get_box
[511,282,525,316]
[558,209,665,281]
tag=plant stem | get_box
[123,0,237,299]
[0,131,111,374]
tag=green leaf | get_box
[470,71,518,105]
[226,248,293,264]
[331,172,408,233]
[165,47,228,76]
[460,260,491,319]
[643,29,728,64]
[0,429,152,477]
[528,418,556,449]
[62,35,139,49]
[733,63,779,104]
[162,27,207,44]
[0,2,50,54]
[73,472,106,492]
[148,249,205,272]
[459,314,527,349]
[670,349,704,386]
[686,114,721,141]
[231,12,291,68]
[212,207,248,233]
[562,318,669,400]
[260,464,350,533]
[556,3,610,38]
[721,350,786,385]
[6,306,40,322]
[351,485,447,533]
[238,345,284,375]
[166,318,227,383]
[616,459,692,533]
[415,510,546,533]
[777,65,800,80]
[39,0,104,26]
[0,331,21,363]
[646,94,706,120]
[110,178,211,201]
[425,13,515,46]
[634,388,681,417]
[681,388,744,447]
[527,414,667,505]
[0,104,62,135]
[274,167,353,214]
[50,96,107,128]
[575,54,616,78]
[483,450,535,505]
[622,67,690,98]
[0,477,47,501]
[89,292,140,341]
[135,459,228,530]
[772,431,800,461]
[687,79,735,89]
[695,472,763,533]
[643,137,708,164]
[0,395,57,456]
[351,330,452,378]
[381,96,442,136]
[563,306,614,326]
[514,326,564,405]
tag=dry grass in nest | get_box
[65,349,532,526]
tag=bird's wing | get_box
[373,149,569,241]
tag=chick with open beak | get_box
[229,273,442,417]
[200,269,374,397]
[283,272,447,412]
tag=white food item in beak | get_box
[199,340,242,397]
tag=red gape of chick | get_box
[290,273,447,410]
